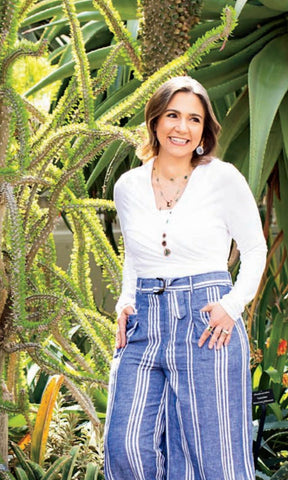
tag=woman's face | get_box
[155,91,205,162]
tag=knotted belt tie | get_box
[137,277,192,320]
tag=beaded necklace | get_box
[161,212,173,256]
[153,164,194,256]
[155,174,189,208]
[153,167,192,210]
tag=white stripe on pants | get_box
[104,272,255,480]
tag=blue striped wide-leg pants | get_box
[104,271,255,480]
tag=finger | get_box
[216,330,228,350]
[116,316,127,348]
[200,303,214,312]
[115,329,121,348]
[224,329,233,347]
[198,324,214,347]
[208,326,223,349]
[224,333,231,347]
[217,327,233,349]
[115,328,127,348]
[123,305,135,315]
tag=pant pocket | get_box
[113,315,139,359]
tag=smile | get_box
[169,137,189,145]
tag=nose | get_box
[175,116,189,132]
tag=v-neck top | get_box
[114,157,267,321]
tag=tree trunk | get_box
[140,0,203,77]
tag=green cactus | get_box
[0,0,238,469]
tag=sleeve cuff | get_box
[115,301,136,317]
[218,295,243,322]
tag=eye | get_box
[190,116,200,123]
[166,112,177,118]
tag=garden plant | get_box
[0,0,288,478]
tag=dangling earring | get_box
[196,144,204,155]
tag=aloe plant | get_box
[9,443,102,480]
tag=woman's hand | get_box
[198,302,235,350]
[116,305,135,348]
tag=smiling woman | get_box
[152,91,205,211]
[155,92,204,163]
[104,76,267,480]
[141,76,219,164]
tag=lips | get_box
[169,137,189,145]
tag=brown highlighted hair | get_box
[138,76,221,163]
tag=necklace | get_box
[153,167,192,209]
[161,211,173,256]
[153,164,194,256]
[158,185,180,208]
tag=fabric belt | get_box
[136,271,232,295]
[136,272,232,319]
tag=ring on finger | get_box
[206,325,214,333]
[221,328,230,336]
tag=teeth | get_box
[170,137,188,145]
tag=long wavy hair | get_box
[137,76,221,164]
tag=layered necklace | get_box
[153,162,194,256]
[153,165,193,210]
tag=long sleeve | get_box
[115,243,137,316]
[112,158,267,321]
[218,164,267,321]
[114,175,137,317]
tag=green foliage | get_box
[248,233,288,476]
[1,0,288,477]
[270,463,288,480]
[62,0,94,125]
[92,0,142,78]
[99,6,237,124]
[8,440,104,480]
[0,0,240,463]
[45,393,105,477]
[0,0,21,65]
[0,40,47,85]
[248,34,288,199]
[0,0,137,453]
[10,443,72,480]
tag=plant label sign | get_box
[252,389,274,406]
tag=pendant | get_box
[166,200,172,208]
[164,248,171,256]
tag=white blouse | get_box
[114,157,267,321]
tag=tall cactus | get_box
[0,0,237,468]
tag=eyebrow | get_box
[165,108,203,118]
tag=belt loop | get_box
[189,275,193,292]
[138,278,143,293]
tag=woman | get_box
[104,76,267,480]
